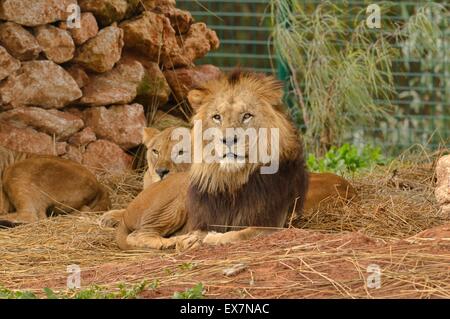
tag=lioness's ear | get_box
[187,89,207,110]
[142,127,160,146]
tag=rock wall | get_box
[0,0,222,175]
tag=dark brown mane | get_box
[186,150,309,233]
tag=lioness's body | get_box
[0,146,110,225]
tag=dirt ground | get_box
[1,155,449,299]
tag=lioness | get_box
[142,126,191,189]
[114,70,310,250]
[0,146,110,226]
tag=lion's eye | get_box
[242,113,253,123]
[152,149,159,156]
[212,114,221,123]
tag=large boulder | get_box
[0,0,77,27]
[156,7,193,35]
[84,103,145,149]
[0,46,20,81]
[78,0,141,27]
[68,127,97,147]
[34,25,75,64]
[74,25,124,73]
[122,52,171,107]
[0,121,67,155]
[139,0,175,11]
[176,23,220,67]
[82,139,133,175]
[59,12,99,46]
[0,22,41,61]
[0,61,82,109]
[119,11,171,62]
[65,64,90,89]
[63,145,84,164]
[80,58,146,106]
[164,65,222,101]
[0,107,84,141]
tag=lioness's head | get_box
[142,127,191,185]
[187,70,303,193]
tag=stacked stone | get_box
[0,0,221,174]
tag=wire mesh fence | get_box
[178,0,449,154]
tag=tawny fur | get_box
[108,71,354,251]
[142,126,190,189]
[0,146,110,225]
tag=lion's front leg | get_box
[202,227,277,245]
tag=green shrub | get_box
[307,144,385,174]
[172,283,205,299]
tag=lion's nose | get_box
[222,135,238,147]
[156,168,170,179]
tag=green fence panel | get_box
[178,0,449,154]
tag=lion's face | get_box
[187,70,301,193]
[143,127,191,184]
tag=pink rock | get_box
[34,25,75,64]
[173,22,220,68]
[0,107,84,141]
[74,24,124,73]
[65,64,90,89]
[119,11,165,61]
[0,60,82,109]
[120,11,180,65]
[0,22,41,61]
[122,51,171,107]
[0,121,67,155]
[84,103,145,149]
[68,127,97,147]
[164,65,222,101]
[78,0,140,27]
[60,12,99,46]
[82,139,133,175]
[0,45,20,81]
[156,7,193,35]
[0,0,77,27]
[79,58,146,106]
[62,145,84,164]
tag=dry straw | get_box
[0,147,449,298]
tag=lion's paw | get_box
[203,231,234,246]
[98,210,123,228]
[176,233,202,252]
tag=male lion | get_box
[114,70,309,250]
[0,146,110,226]
[101,125,356,230]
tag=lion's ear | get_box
[187,89,207,110]
[142,127,160,146]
